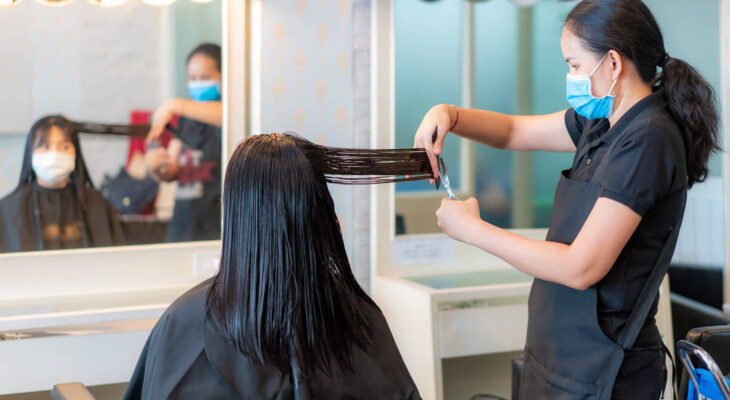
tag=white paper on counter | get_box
[391,237,455,266]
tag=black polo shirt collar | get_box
[577,86,667,161]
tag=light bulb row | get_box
[0,0,214,8]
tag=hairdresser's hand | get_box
[414,104,457,182]
[436,197,482,244]
[144,147,170,173]
[147,99,180,144]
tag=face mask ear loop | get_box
[606,78,618,97]
[590,53,617,99]
[589,53,610,77]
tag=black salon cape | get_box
[124,279,421,400]
[0,183,125,253]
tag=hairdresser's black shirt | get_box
[563,87,687,369]
[0,182,125,252]
[123,279,421,400]
[167,117,222,242]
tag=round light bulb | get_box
[37,0,74,5]
[87,0,127,6]
[0,0,23,7]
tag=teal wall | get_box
[529,1,575,227]
[394,0,463,192]
[171,0,223,99]
[472,0,520,228]
[644,0,722,176]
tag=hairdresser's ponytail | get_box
[566,0,721,188]
[657,56,721,187]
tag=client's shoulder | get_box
[164,278,213,320]
[152,278,214,339]
[0,184,31,206]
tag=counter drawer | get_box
[438,297,528,358]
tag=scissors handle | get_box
[431,128,440,190]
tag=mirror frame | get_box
[722,0,730,315]
[0,1,251,301]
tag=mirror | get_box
[0,0,223,253]
[394,0,723,236]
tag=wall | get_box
[394,0,464,193]
[258,0,371,285]
[0,2,165,134]
[472,0,521,228]
[644,0,724,267]
[0,1,166,196]
[0,0,222,198]
[530,1,575,227]
[171,0,223,98]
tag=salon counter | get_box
[371,233,675,400]
[0,242,221,395]
[0,287,184,394]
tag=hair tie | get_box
[659,53,670,68]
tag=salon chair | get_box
[512,326,730,400]
[678,325,730,399]
[50,383,96,400]
[671,292,730,347]
[511,356,524,400]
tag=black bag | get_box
[100,168,159,215]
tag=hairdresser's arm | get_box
[147,99,222,143]
[414,105,575,178]
[145,139,182,182]
[436,197,640,290]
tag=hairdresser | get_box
[413,1,719,398]
[145,43,223,242]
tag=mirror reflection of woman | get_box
[413,1,719,398]
[0,116,125,253]
[125,133,420,399]
[145,43,223,242]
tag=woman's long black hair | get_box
[207,133,432,376]
[17,115,94,207]
[566,0,721,187]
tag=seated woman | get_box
[124,133,420,399]
[0,115,125,252]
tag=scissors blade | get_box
[439,158,460,201]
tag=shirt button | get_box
[586,158,592,165]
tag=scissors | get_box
[431,128,461,201]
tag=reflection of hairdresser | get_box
[0,116,125,253]
[125,134,419,399]
[145,43,223,242]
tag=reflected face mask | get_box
[566,53,617,120]
[188,80,222,102]
[32,151,76,184]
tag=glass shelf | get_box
[405,269,532,290]
[0,285,187,318]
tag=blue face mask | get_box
[566,54,617,120]
[188,80,221,102]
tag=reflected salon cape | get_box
[0,183,125,252]
[124,279,421,400]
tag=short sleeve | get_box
[598,123,678,216]
[564,108,587,147]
